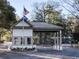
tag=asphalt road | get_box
[0,44,79,59]
[37,47,79,58]
[0,51,76,59]
[0,52,46,59]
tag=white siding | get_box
[13,29,33,36]
[16,21,30,26]
[11,20,35,49]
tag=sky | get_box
[7,0,49,19]
[7,0,74,19]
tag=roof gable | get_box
[16,20,30,26]
[11,16,32,29]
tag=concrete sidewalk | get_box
[0,48,11,52]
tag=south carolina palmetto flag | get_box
[23,7,29,16]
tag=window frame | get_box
[27,37,31,45]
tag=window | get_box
[14,37,18,45]
[21,37,22,45]
[27,37,31,44]
[20,37,25,45]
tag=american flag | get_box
[23,7,29,16]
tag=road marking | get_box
[13,52,79,59]
[26,54,61,59]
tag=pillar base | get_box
[53,45,63,50]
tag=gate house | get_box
[11,16,63,50]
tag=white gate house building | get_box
[11,16,63,50]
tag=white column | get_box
[31,37,33,45]
[53,32,57,49]
[59,30,62,50]
[11,30,14,46]
[57,32,59,49]
[57,32,58,45]
[12,36,14,45]
[25,36,27,45]
[18,36,21,46]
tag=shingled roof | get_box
[30,22,63,31]
[12,16,63,31]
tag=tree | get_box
[0,0,16,41]
[66,16,79,44]
[33,3,46,22]
[0,0,16,29]
[73,24,79,43]
[33,2,68,44]
[75,24,79,33]
[33,2,63,25]
[59,0,79,20]
[45,4,63,25]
